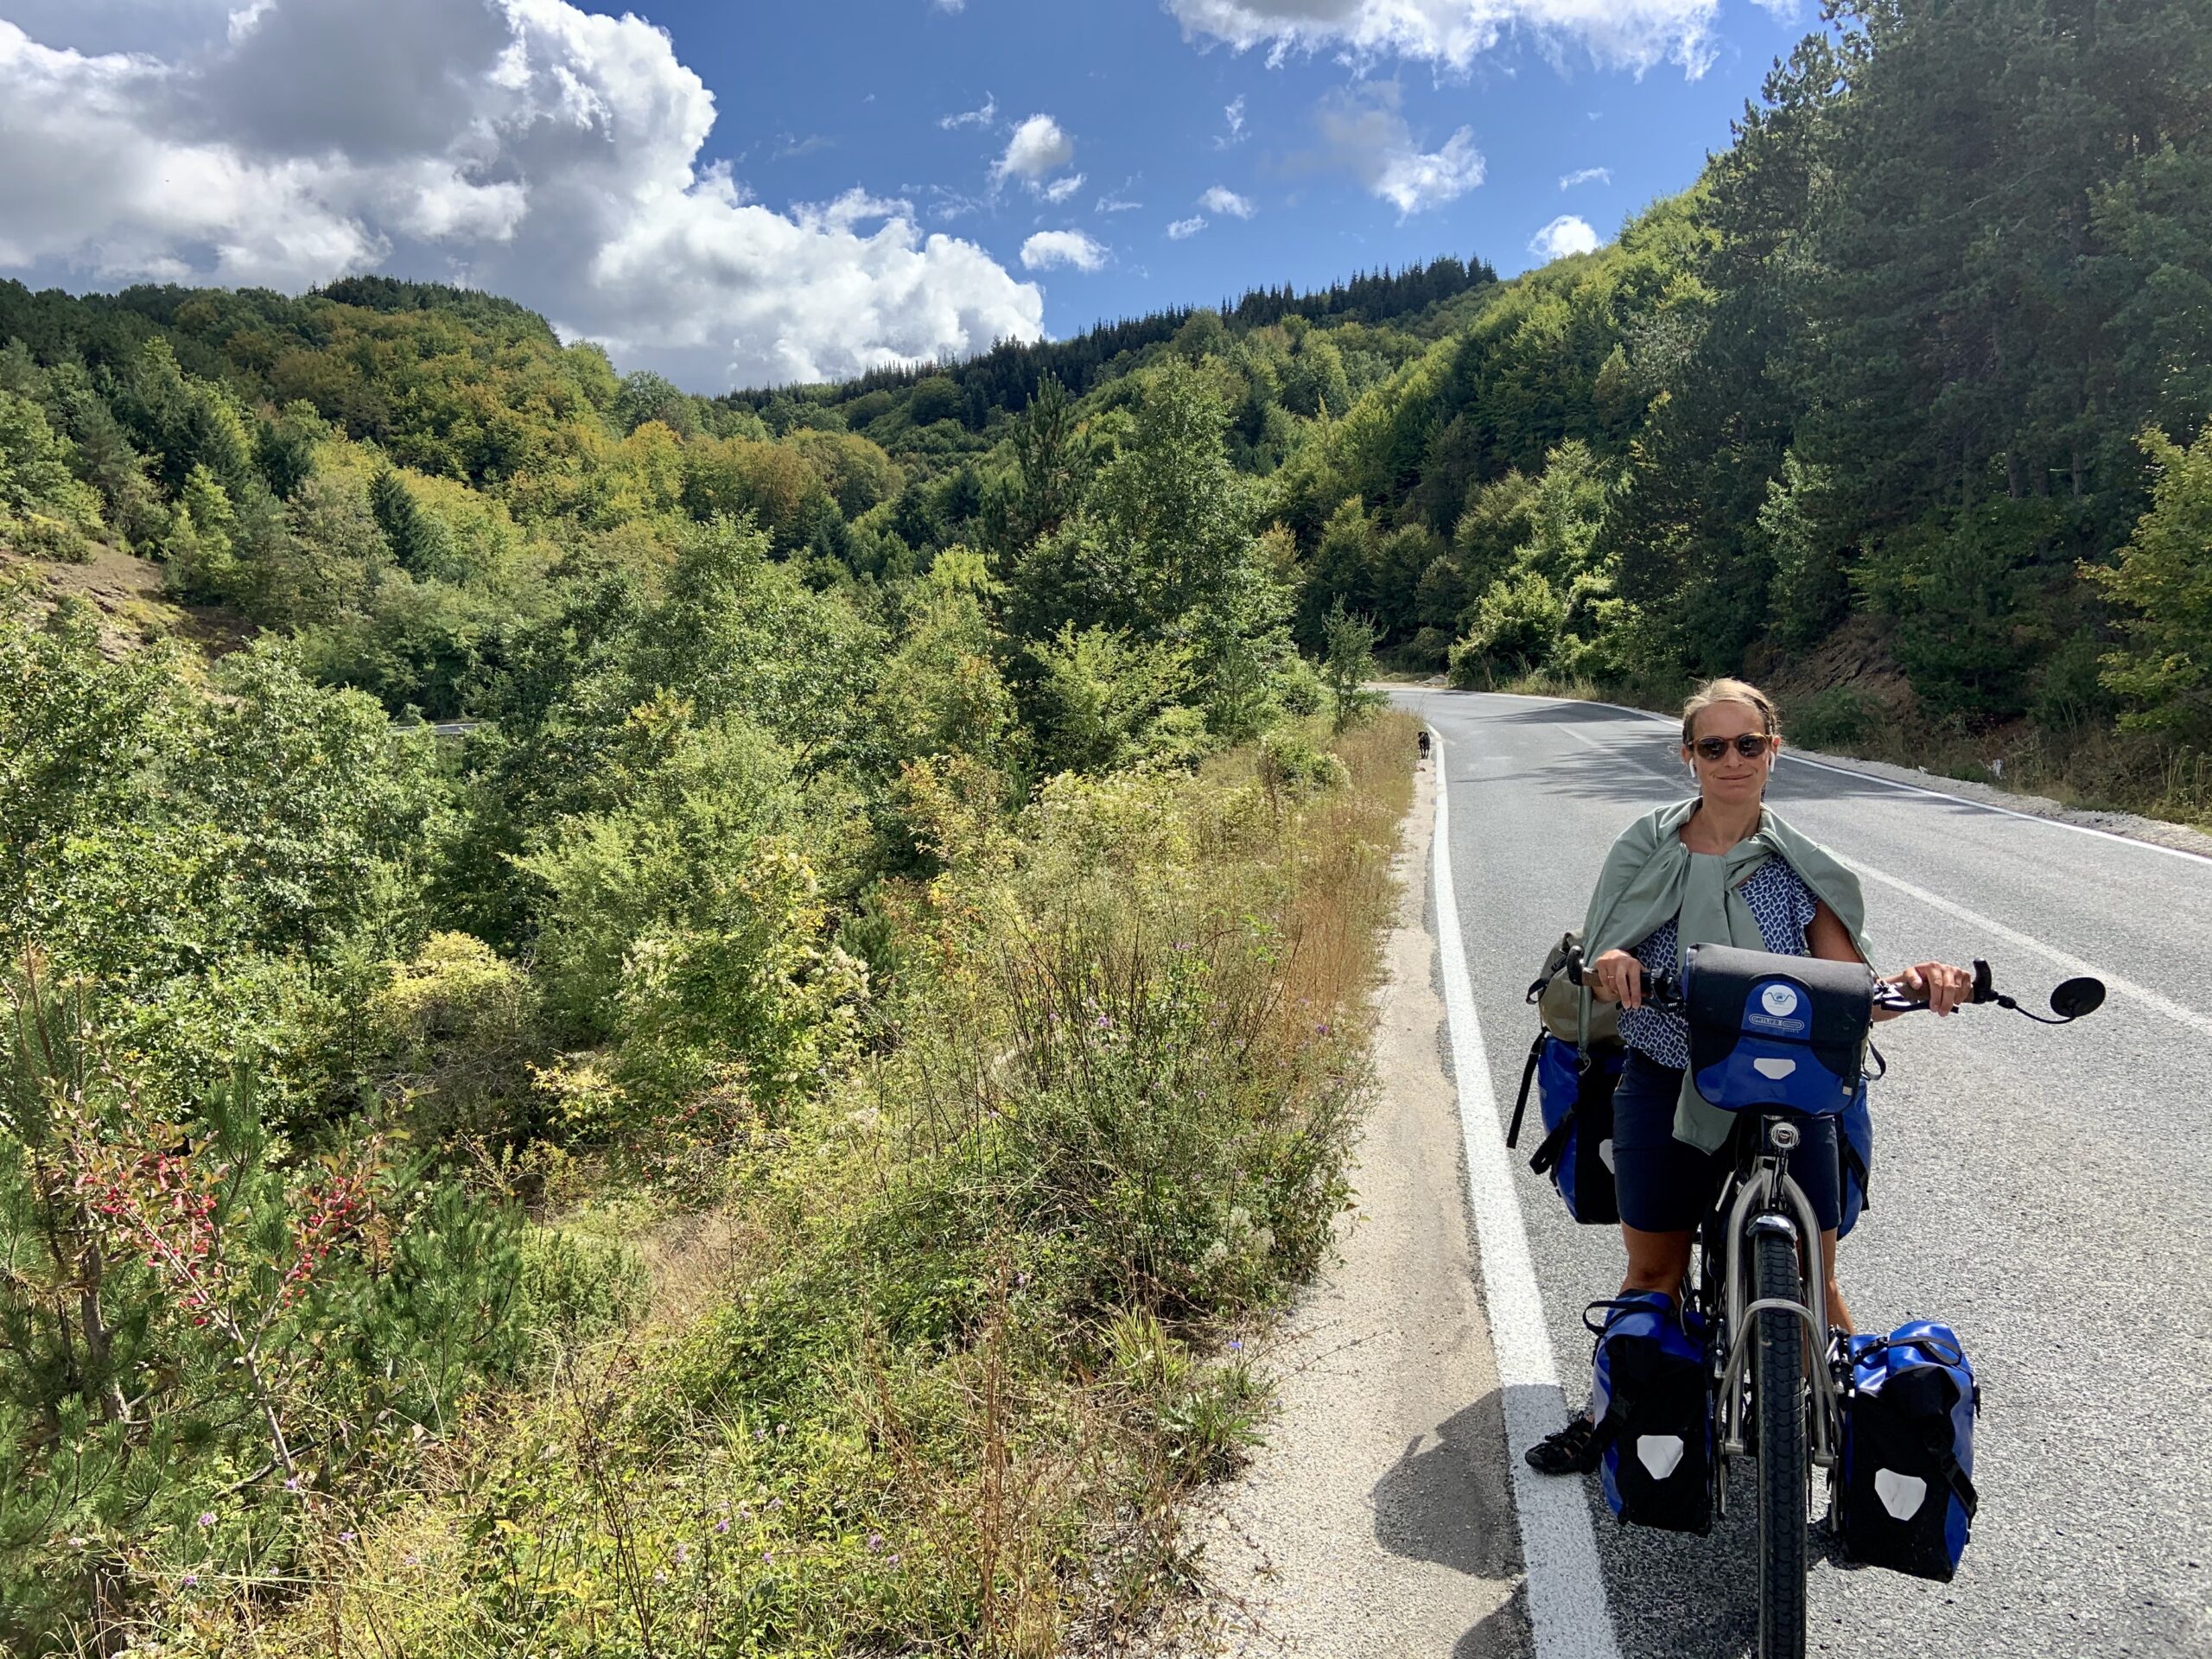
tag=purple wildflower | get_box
[196,1512,216,1529]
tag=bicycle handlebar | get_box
[1561,948,2101,1026]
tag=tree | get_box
[1319,601,1382,731]
[2090,427,2212,748]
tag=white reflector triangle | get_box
[1636,1434,1686,1480]
[1874,1469,1929,1521]
[1753,1057,1797,1079]
[1598,1138,1615,1173]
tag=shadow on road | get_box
[1370,1392,1522,1580]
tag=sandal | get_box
[1525,1414,1603,1475]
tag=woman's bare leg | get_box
[1620,1224,1695,1300]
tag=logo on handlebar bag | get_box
[1747,981,1808,1035]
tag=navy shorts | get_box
[1611,1048,1843,1235]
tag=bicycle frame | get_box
[1703,1114,1847,1473]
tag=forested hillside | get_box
[1,154,1413,1651]
[2,0,2209,1649]
[1285,0,2212,814]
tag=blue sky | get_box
[0,0,1818,390]
[687,0,1808,327]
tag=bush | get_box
[368,931,543,1146]
[1783,686,1877,753]
[1257,728,1350,798]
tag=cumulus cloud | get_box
[1166,0,1731,78]
[1040,173,1086,205]
[0,3,1044,389]
[938,92,997,130]
[1166,215,1207,240]
[1198,185,1255,219]
[1529,213,1599,258]
[1020,229,1108,271]
[1315,83,1484,215]
[995,113,1075,181]
[1559,165,1610,189]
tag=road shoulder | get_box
[1183,753,1530,1659]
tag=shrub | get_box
[1256,728,1350,798]
[1783,686,1877,753]
[368,931,543,1146]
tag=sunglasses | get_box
[1691,733,1774,761]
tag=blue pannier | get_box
[1681,942,1874,1117]
[1507,1034,1622,1224]
[1838,1082,1873,1239]
[1588,1292,1712,1534]
[1834,1322,1980,1580]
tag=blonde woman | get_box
[1526,678,1974,1476]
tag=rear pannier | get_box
[1833,1322,1980,1580]
[1589,1292,1713,1534]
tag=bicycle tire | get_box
[1752,1228,1808,1659]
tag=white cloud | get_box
[938,92,996,130]
[932,0,965,11]
[1020,229,1107,271]
[995,112,1075,181]
[1166,0,1731,79]
[1040,172,1086,205]
[1315,82,1484,216]
[1166,215,1207,240]
[0,4,1044,389]
[1218,93,1247,146]
[1096,189,1143,213]
[1529,213,1599,259]
[1199,185,1255,219]
[1559,165,1610,189]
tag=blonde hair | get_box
[1680,677,1781,747]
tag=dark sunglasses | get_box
[1691,733,1773,761]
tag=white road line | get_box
[1843,861,2212,1040]
[1519,706,2212,1041]
[1430,726,1623,1659]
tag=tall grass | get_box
[138,715,1417,1658]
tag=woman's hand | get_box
[1589,948,1645,1009]
[1882,960,1975,1017]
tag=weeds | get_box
[117,715,1416,1657]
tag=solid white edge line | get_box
[1479,688,2210,867]
[1430,725,1623,1659]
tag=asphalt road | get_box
[1399,689,2212,1659]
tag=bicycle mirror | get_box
[2049,977,2106,1020]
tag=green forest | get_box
[1,0,2209,1652]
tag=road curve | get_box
[1401,688,2212,1659]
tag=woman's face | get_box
[1682,700,1777,807]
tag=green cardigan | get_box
[1580,798,1871,1153]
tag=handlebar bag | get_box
[1681,943,1873,1116]
[1507,1034,1622,1224]
[1588,1292,1713,1534]
[1834,1321,1980,1580]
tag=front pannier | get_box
[1508,1035,1622,1224]
[1588,1293,1713,1534]
[1834,1322,1980,1580]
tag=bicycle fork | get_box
[1715,1122,1846,1467]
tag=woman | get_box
[1526,677,1974,1476]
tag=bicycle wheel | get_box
[1752,1228,1808,1659]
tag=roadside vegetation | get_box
[1,236,1416,1649]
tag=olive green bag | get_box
[1528,930,1620,1048]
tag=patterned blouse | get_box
[1618,858,1821,1070]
